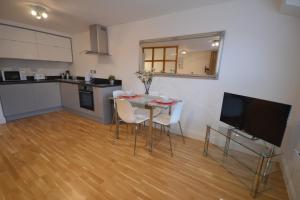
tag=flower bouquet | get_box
[135,70,154,94]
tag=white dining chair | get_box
[111,90,149,130]
[116,99,149,155]
[111,90,160,131]
[152,101,185,156]
[110,90,126,131]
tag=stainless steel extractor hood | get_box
[85,24,110,55]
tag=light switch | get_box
[295,149,300,158]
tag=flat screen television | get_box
[220,92,291,147]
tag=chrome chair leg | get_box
[178,121,185,144]
[110,110,116,132]
[168,127,173,157]
[133,125,138,156]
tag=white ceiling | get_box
[0,0,232,34]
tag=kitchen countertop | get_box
[0,79,122,88]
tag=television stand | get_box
[203,125,281,198]
[231,128,259,141]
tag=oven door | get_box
[79,90,94,111]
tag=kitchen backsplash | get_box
[0,59,70,76]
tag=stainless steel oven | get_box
[78,85,94,111]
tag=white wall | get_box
[70,0,300,199]
[281,106,300,200]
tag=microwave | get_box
[1,71,26,81]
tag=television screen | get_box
[220,92,291,147]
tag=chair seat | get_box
[134,107,161,117]
[153,113,171,126]
[134,114,149,124]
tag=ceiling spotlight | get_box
[181,50,187,55]
[30,6,48,20]
[212,40,220,47]
[31,9,37,16]
[42,12,48,19]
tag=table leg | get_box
[224,129,232,157]
[203,125,211,156]
[149,107,153,152]
[262,145,275,184]
[115,104,120,139]
[252,156,265,198]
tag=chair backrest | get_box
[116,99,136,123]
[113,90,125,98]
[113,90,125,108]
[170,101,184,124]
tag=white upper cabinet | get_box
[37,44,72,62]
[36,32,71,49]
[0,24,36,43]
[0,24,73,62]
[0,39,38,60]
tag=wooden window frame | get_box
[143,46,178,73]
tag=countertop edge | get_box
[0,80,122,88]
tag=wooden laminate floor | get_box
[0,111,289,200]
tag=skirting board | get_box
[5,107,62,122]
[62,107,106,124]
[281,157,297,200]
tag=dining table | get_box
[114,94,181,152]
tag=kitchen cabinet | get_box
[0,24,36,43]
[0,24,73,62]
[0,81,121,123]
[0,83,61,120]
[0,39,38,60]
[0,84,34,116]
[36,32,71,49]
[76,85,121,123]
[37,44,72,62]
[60,82,121,124]
[93,86,120,124]
[36,32,72,62]
[60,83,80,110]
[33,83,61,110]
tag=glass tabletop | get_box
[116,95,181,108]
